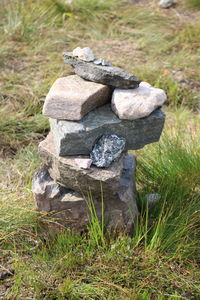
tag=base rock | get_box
[32,161,138,232]
[50,104,165,156]
[32,167,91,232]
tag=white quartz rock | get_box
[72,47,94,62]
[75,158,92,169]
[111,81,167,120]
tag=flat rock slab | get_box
[50,104,165,156]
[64,53,141,89]
[111,81,167,120]
[43,75,111,120]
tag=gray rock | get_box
[63,52,141,89]
[90,134,126,168]
[159,0,174,8]
[93,58,112,66]
[32,167,91,232]
[32,167,83,212]
[107,153,138,231]
[43,75,111,120]
[50,104,165,156]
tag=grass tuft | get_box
[185,0,200,9]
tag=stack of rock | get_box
[32,47,166,232]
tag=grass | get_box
[0,0,200,299]
[186,0,200,9]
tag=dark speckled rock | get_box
[90,134,126,168]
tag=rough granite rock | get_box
[111,81,167,120]
[50,104,165,156]
[38,134,136,205]
[90,134,126,168]
[63,52,141,89]
[43,75,111,120]
[32,161,138,232]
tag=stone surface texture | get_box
[32,167,91,232]
[111,81,167,120]
[32,167,84,211]
[106,152,138,231]
[90,134,126,168]
[43,75,111,120]
[72,47,95,62]
[159,0,174,8]
[63,53,141,89]
[50,104,165,156]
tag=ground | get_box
[0,0,200,299]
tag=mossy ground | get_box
[0,0,200,299]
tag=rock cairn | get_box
[32,47,166,232]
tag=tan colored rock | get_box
[111,81,167,120]
[43,75,111,120]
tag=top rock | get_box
[63,50,141,89]
[72,47,95,62]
